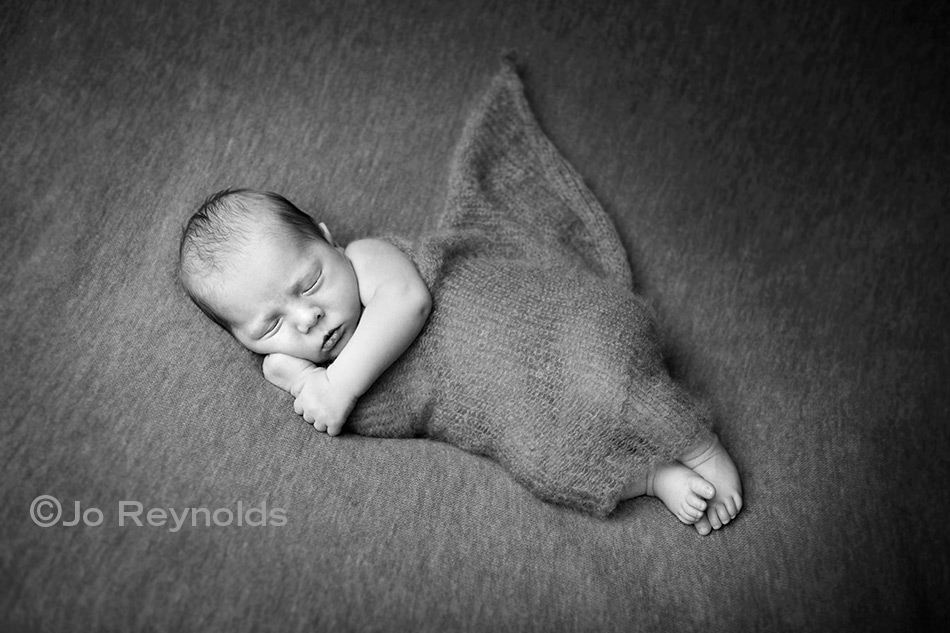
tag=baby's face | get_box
[209,228,361,364]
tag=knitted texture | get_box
[348,63,714,516]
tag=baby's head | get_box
[178,189,360,364]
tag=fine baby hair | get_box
[178,188,328,331]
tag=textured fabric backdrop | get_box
[2,0,948,631]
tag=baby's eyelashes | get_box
[260,319,281,338]
[302,273,322,296]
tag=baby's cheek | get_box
[329,329,355,360]
[293,341,329,365]
[235,334,267,356]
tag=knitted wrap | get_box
[347,62,714,516]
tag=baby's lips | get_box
[321,326,342,353]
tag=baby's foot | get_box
[679,435,743,531]
[646,462,716,526]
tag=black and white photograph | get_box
[2,1,947,631]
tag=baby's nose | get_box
[295,307,322,333]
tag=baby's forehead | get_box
[221,222,317,280]
[220,215,300,258]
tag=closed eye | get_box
[261,319,281,338]
[303,274,321,295]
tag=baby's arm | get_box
[325,238,432,404]
[263,239,431,435]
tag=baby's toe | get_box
[715,504,731,527]
[685,492,707,512]
[683,503,704,523]
[707,506,723,530]
[724,495,741,519]
[694,516,712,536]
[676,508,699,525]
[687,476,715,500]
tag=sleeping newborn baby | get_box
[179,188,431,438]
[178,188,742,535]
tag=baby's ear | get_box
[317,222,338,247]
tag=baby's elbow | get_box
[412,285,432,324]
[380,277,431,327]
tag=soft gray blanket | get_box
[3,3,946,629]
[348,63,713,516]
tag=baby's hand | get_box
[291,367,356,436]
[261,353,315,393]
[262,353,356,436]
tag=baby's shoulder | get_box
[344,237,407,262]
[344,238,419,282]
